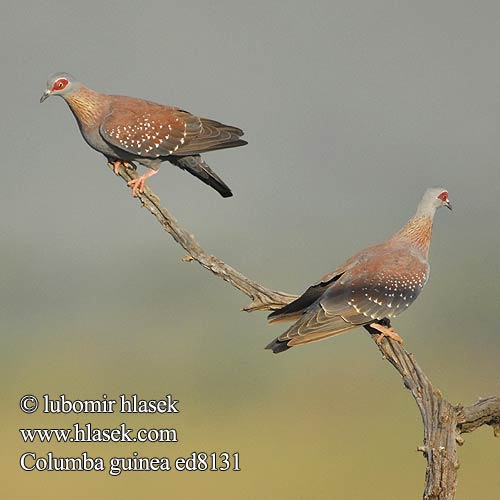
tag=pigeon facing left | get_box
[266,188,452,353]
[41,73,246,197]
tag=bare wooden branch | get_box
[457,397,500,436]
[364,325,460,499]
[111,163,498,499]
[109,162,296,311]
[364,325,499,499]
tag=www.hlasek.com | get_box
[19,393,241,475]
[20,423,177,443]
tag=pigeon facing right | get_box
[266,188,452,353]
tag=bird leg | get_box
[370,323,404,345]
[127,168,158,197]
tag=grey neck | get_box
[413,200,437,220]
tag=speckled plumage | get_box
[266,188,451,353]
[41,73,246,197]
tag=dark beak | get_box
[40,90,51,103]
[445,200,452,211]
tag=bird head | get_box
[436,189,452,210]
[417,187,452,216]
[40,72,80,103]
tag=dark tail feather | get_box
[171,155,233,198]
[265,337,292,354]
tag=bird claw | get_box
[127,177,147,197]
[370,323,404,345]
[126,168,158,197]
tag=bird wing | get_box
[267,243,378,323]
[100,103,203,158]
[272,246,429,348]
[174,118,247,155]
[267,274,343,324]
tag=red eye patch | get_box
[437,191,448,202]
[52,78,68,91]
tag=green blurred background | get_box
[1,1,499,498]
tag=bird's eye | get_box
[437,191,448,202]
[52,78,68,91]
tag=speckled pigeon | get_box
[266,188,452,353]
[40,73,246,197]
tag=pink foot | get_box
[370,323,404,345]
[127,168,158,197]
